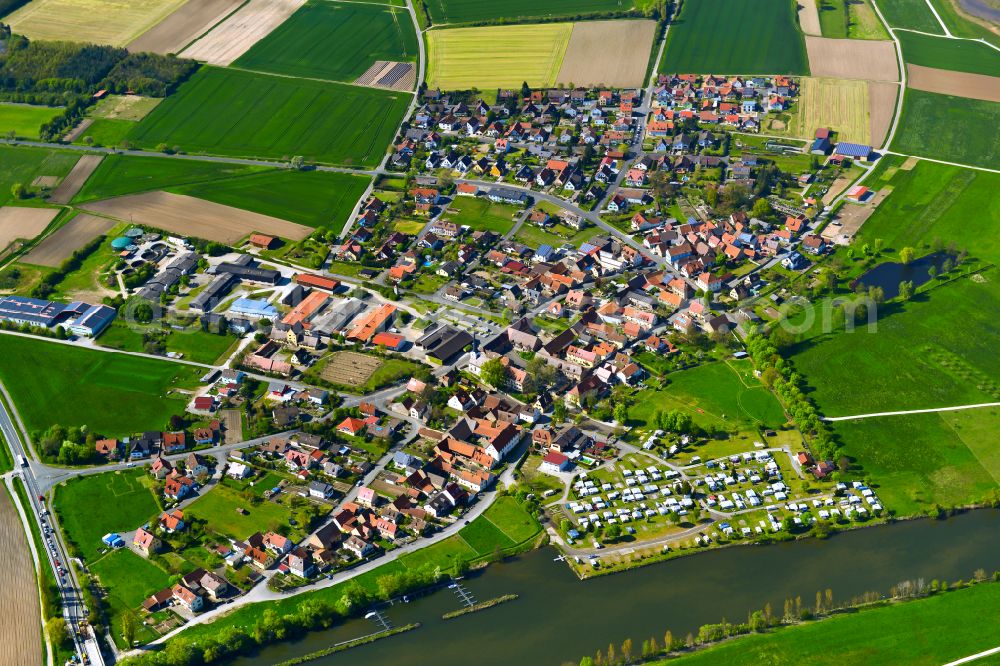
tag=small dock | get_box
[450,580,477,608]
[364,609,392,631]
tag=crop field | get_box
[629,361,787,431]
[180,0,308,66]
[72,155,264,203]
[556,20,657,88]
[21,212,114,267]
[127,0,245,54]
[815,0,888,39]
[236,0,418,83]
[54,469,161,561]
[0,146,80,207]
[907,65,1000,103]
[0,489,42,666]
[891,89,1000,169]
[4,0,187,45]
[830,409,999,515]
[659,0,809,75]
[670,581,1000,666]
[855,159,1000,264]
[128,67,409,166]
[791,77,871,144]
[172,170,371,229]
[427,23,573,89]
[897,30,1000,77]
[0,206,58,254]
[804,36,899,81]
[444,196,518,233]
[81,191,313,243]
[876,0,944,32]
[0,103,62,139]
[0,334,201,437]
[319,350,383,387]
[423,0,632,24]
[49,154,104,205]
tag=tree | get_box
[290,155,305,170]
[899,246,915,265]
[11,182,26,200]
[521,81,531,99]
[121,612,136,646]
[664,630,673,652]
[553,401,568,424]
[751,197,772,218]
[480,358,507,389]
[621,638,633,663]
[928,265,938,280]
[612,401,628,425]
[46,617,70,648]
[605,524,622,541]
[898,280,914,301]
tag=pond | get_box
[853,252,946,299]
[235,509,1000,666]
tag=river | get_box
[235,510,1000,666]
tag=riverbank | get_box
[441,593,518,620]
[272,623,420,666]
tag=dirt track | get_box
[22,213,115,267]
[81,191,312,243]
[798,0,821,35]
[0,490,43,666]
[49,154,103,204]
[805,36,899,82]
[180,0,307,65]
[0,207,59,252]
[907,64,1000,103]
[129,0,245,54]
[556,20,656,88]
[869,81,898,147]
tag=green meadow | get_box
[423,0,632,24]
[897,30,1000,76]
[0,145,81,205]
[892,89,1000,170]
[0,103,63,139]
[876,0,943,32]
[71,155,265,202]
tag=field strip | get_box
[822,402,1000,421]
[49,154,103,204]
[128,0,247,54]
[0,207,60,253]
[799,0,822,35]
[936,412,1000,486]
[21,213,116,268]
[181,0,308,66]
[906,64,1000,103]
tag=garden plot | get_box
[180,0,308,65]
[81,191,313,244]
[319,351,383,387]
[21,213,114,267]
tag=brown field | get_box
[821,174,856,205]
[320,351,383,387]
[0,489,43,666]
[0,207,59,252]
[128,0,245,54]
[804,36,899,81]
[556,20,657,88]
[30,176,60,188]
[49,154,103,204]
[221,409,243,444]
[906,64,1000,103]
[798,0,821,35]
[180,0,308,66]
[62,118,93,143]
[22,213,114,267]
[868,80,898,147]
[80,191,312,243]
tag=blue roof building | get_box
[228,297,278,320]
[834,142,872,159]
[535,244,554,261]
[69,303,116,337]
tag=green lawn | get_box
[515,221,603,249]
[891,89,1000,170]
[128,66,410,167]
[71,154,266,203]
[424,0,632,24]
[659,0,809,74]
[97,322,239,365]
[877,0,944,32]
[897,30,1000,76]
[0,145,82,205]
[75,118,135,148]
[831,410,999,516]
[482,495,543,543]
[445,196,518,234]
[458,518,515,555]
[91,548,171,607]
[184,483,300,541]
[667,582,1000,665]
[54,469,161,561]
[0,334,202,437]
[235,0,418,83]
[855,159,1000,263]
[173,170,371,229]
[629,361,788,431]
[790,272,1000,417]
[0,103,63,139]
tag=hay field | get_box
[81,191,313,243]
[907,65,1000,103]
[181,0,308,66]
[128,0,245,54]
[793,77,871,144]
[320,350,382,387]
[0,207,59,253]
[556,20,656,88]
[22,213,114,267]
[799,0,821,35]
[5,0,187,46]
[869,81,898,147]
[805,36,899,81]
[0,490,42,666]
[427,23,573,89]
[90,95,161,121]
[49,155,103,204]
